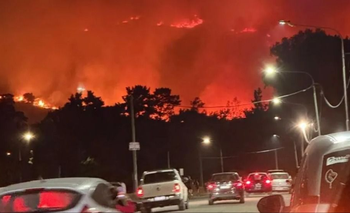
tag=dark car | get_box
[207,172,245,205]
[244,172,272,196]
[257,131,350,213]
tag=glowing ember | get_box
[157,21,163,26]
[122,20,128,24]
[170,15,204,29]
[240,27,257,33]
[84,28,89,32]
[11,95,58,110]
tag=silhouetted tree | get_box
[23,93,35,104]
[153,88,181,119]
[244,87,267,118]
[122,85,154,117]
[83,91,104,110]
[190,97,205,112]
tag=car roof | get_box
[248,172,268,175]
[304,131,350,197]
[212,172,239,176]
[144,169,177,174]
[0,177,108,195]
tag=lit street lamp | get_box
[272,97,282,105]
[23,132,34,143]
[279,20,349,131]
[264,66,321,136]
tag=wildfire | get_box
[13,95,58,110]
[170,15,204,29]
[240,27,257,33]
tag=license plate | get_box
[220,185,230,189]
[154,196,166,201]
[255,183,261,190]
[275,187,283,190]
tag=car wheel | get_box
[178,200,186,211]
[208,199,214,205]
[185,199,189,209]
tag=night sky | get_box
[1,0,350,110]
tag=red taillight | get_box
[136,187,144,198]
[265,179,271,184]
[207,184,216,190]
[173,183,181,193]
[236,182,243,187]
[245,180,251,185]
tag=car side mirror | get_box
[257,194,285,213]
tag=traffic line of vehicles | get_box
[205,170,292,205]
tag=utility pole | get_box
[219,148,224,172]
[130,96,138,191]
[293,141,299,168]
[274,149,279,170]
[199,150,204,187]
[167,151,171,169]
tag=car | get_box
[257,131,350,213]
[206,172,245,205]
[0,177,121,212]
[244,172,272,195]
[268,171,292,192]
[136,169,188,213]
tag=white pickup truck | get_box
[136,169,189,213]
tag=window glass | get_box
[211,174,238,182]
[320,149,350,203]
[143,172,177,184]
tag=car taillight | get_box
[173,183,181,193]
[136,187,144,198]
[245,180,251,185]
[207,184,216,190]
[265,179,271,184]
[235,182,243,187]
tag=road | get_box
[150,193,291,213]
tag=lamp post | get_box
[199,137,224,187]
[20,131,35,182]
[265,67,321,136]
[279,20,349,131]
[272,135,280,170]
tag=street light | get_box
[264,65,321,136]
[271,135,280,169]
[23,132,34,143]
[202,137,211,145]
[272,97,282,105]
[279,20,349,131]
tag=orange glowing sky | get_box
[1,0,350,109]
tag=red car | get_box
[244,172,272,196]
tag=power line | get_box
[202,147,284,159]
[321,75,350,109]
[176,85,313,109]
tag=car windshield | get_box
[270,173,289,179]
[143,172,177,184]
[0,189,81,212]
[211,174,239,182]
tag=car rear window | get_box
[0,189,82,212]
[248,173,268,180]
[211,174,239,182]
[270,173,289,179]
[143,172,177,184]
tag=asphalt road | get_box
[150,193,291,213]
